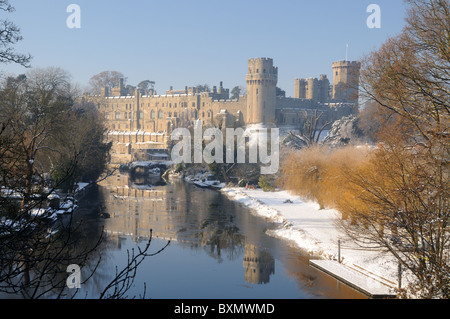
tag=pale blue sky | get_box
[2,0,408,96]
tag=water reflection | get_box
[99,173,248,263]
[93,172,366,299]
[0,171,367,299]
[243,244,275,284]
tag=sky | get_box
[1,0,408,97]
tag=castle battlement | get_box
[332,60,361,67]
[106,95,135,99]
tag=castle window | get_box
[115,112,121,120]
[139,111,144,119]
[168,112,172,117]
[174,112,177,117]
[158,110,164,118]
[256,69,259,73]
[256,89,259,94]
[125,112,128,119]
[174,103,177,108]
[169,103,172,108]
[105,112,110,120]
[151,110,156,119]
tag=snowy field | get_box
[221,187,406,289]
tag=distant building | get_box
[82,58,360,163]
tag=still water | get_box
[75,172,366,299]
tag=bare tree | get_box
[0,0,31,67]
[99,230,170,299]
[284,110,332,150]
[88,71,126,95]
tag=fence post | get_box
[338,240,341,263]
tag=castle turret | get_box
[332,60,361,104]
[294,78,307,99]
[318,74,330,103]
[246,58,278,125]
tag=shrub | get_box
[258,175,275,192]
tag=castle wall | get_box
[82,57,359,164]
[275,97,334,127]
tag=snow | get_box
[76,182,90,191]
[221,187,404,288]
[30,208,47,217]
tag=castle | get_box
[82,58,360,163]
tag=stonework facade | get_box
[83,58,360,164]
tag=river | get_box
[70,172,366,299]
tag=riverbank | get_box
[221,187,406,292]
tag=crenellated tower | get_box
[332,60,361,104]
[246,58,278,125]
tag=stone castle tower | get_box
[246,58,278,125]
[294,74,330,103]
[331,60,361,103]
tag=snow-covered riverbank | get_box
[221,187,404,288]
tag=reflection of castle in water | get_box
[243,244,275,285]
[99,172,276,284]
[99,172,191,243]
[99,172,246,251]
